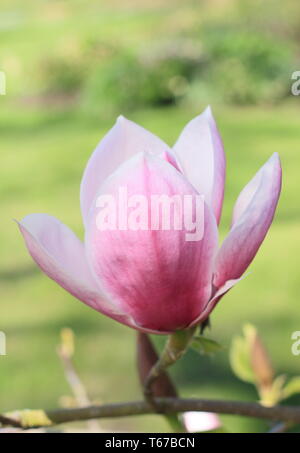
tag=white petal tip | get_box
[272,152,281,164]
[204,105,212,115]
[116,114,126,124]
[265,153,282,175]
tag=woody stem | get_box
[143,328,196,408]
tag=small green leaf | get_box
[229,335,255,384]
[259,375,286,406]
[191,335,223,356]
[282,376,300,400]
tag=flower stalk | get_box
[143,328,196,407]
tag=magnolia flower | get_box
[18,107,282,334]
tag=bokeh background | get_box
[0,0,299,433]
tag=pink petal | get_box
[173,106,226,224]
[80,116,178,227]
[183,411,221,433]
[85,153,218,332]
[191,277,245,326]
[214,153,282,288]
[17,213,136,328]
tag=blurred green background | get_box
[0,0,299,433]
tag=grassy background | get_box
[0,0,300,433]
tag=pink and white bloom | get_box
[183,411,221,433]
[18,107,282,334]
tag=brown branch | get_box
[0,414,22,428]
[136,333,185,432]
[143,329,195,406]
[2,398,300,429]
[136,333,177,399]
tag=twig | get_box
[137,333,185,432]
[0,414,22,428]
[2,398,300,429]
[58,347,91,406]
[143,329,195,406]
[57,331,101,432]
